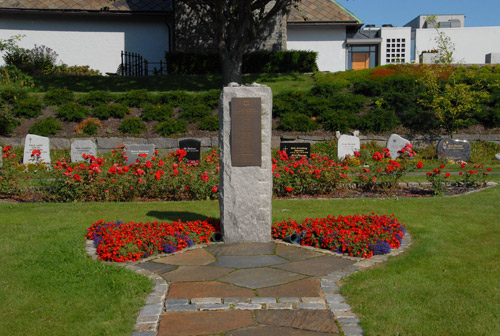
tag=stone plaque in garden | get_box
[71,140,97,162]
[230,97,262,167]
[179,139,201,161]
[280,142,311,159]
[337,134,360,160]
[437,138,471,162]
[124,144,155,165]
[219,84,272,243]
[23,134,51,165]
[387,134,410,159]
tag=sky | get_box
[336,0,500,27]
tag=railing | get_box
[117,51,167,76]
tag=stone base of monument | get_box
[219,83,273,243]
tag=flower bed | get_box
[272,214,406,258]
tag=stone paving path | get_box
[120,236,411,336]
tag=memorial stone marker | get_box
[280,142,311,159]
[179,139,201,161]
[71,140,97,162]
[219,84,272,243]
[387,134,411,159]
[124,144,155,164]
[437,138,471,162]
[337,134,360,160]
[23,134,51,165]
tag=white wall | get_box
[287,25,347,72]
[415,26,500,64]
[0,14,170,74]
[380,27,412,65]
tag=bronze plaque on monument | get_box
[231,97,261,167]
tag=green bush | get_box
[165,52,221,75]
[273,91,309,117]
[198,89,221,109]
[51,64,101,76]
[55,102,88,122]
[12,97,43,118]
[92,103,129,120]
[3,44,58,75]
[44,88,74,106]
[360,108,400,133]
[76,118,102,136]
[278,113,319,132]
[320,110,358,133]
[0,86,28,104]
[119,89,151,107]
[0,110,19,136]
[180,104,212,122]
[141,104,174,121]
[119,118,146,135]
[157,91,192,107]
[198,115,219,131]
[29,117,61,136]
[78,90,113,107]
[154,119,188,136]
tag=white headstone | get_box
[71,140,97,162]
[387,134,410,159]
[337,134,360,160]
[23,134,51,165]
[124,144,155,164]
[219,84,272,243]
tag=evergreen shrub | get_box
[56,102,88,122]
[44,88,74,105]
[154,119,188,136]
[141,104,174,121]
[118,118,146,135]
[12,97,43,118]
[29,117,61,136]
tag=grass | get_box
[0,188,499,335]
[32,73,315,94]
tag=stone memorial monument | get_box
[124,144,155,164]
[71,139,97,162]
[280,142,311,159]
[337,134,360,160]
[179,139,201,161]
[437,138,471,162]
[23,134,51,165]
[219,83,272,243]
[387,134,411,159]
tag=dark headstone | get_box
[231,97,262,167]
[280,142,311,159]
[124,144,155,165]
[179,139,201,161]
[437,138,471,162]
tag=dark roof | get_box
[0,0,172,13]
[288,0,362,24]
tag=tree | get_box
[425,15,455,64]
[177,0,301,85]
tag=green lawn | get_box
[0,187,499,335]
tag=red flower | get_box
[211,185,218,193]
[285,187,293,192]
[440,164,446,169]
[416,161,423,169]
[73,174,81,181]
[445,173,451,178]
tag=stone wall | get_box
[1,133,499,154]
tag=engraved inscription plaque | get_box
[231,97,261,167]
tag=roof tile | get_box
[0,0,172,12]
[289,0,360,23]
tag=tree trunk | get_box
[221,51,243,86]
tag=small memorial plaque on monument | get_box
[124,144,155,165]
[337,134,360,160]
[23,134,51,165]
[387,134,410,159]
[437,138,471,162]
[280,142,311,159]
[71,140,97,162]
[231,97,261,167]
[179,139,201,161]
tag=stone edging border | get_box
[85,232,412,336]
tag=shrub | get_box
[119,118,146,135]
[0,86,28,104]
[56,102,89,122]
[0,65,35,88]
[141,104,174,121]
[165,52,221,75]
[12,97,43,118]
[179,104,212,122]
[119,89,151,107]
[360,108,400,133]
[198,115,219,131]
[3,44,58,74]
[273,91,309,117]
[44,88,74,105]
[92,103,129,120]
[198,89,221,109]
[78,91,113,107]
[29,117,61,136]
[278,113,319,132]
[75,117,102,135]
[155,119,188,136]
[320,110,358,133]
[157,91,192,107]
[51,64,101,76]
[0,109,19,136]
